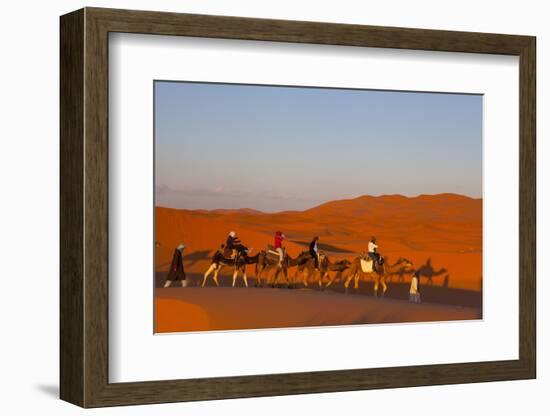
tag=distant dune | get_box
[155,193,482,290]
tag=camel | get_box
[320,258,352,289]
[417,258,447,285]
[288,251,322,287]
[388,263,415,283]
[201,250,230,287]
[231,252,260,287]
[256,247,305,288]
[344,256,413,296]
[201,249,260,288]
[293,253,351,288]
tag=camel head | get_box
[395,257,413,268]
[331,258,352,271]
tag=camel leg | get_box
[243,271,248,288]
[213,267,220,287]
[293,265,303,287]
[325,271,339,289]
[286,268,293,288]
[270,268,277,286]
[264,268,270,286]
[275,268,283,287]
[284,268,291,288]
[275,267,285,287]
[381,277,387,297]
[254,264,260,286]
[374,276,379,296]
[232,269,238,287]
[319,272,326,289]
[354,273,360,290]
[344,273,352,289]
[272,268,279,287]
[310,268,317,287]
[274,267,287,287]
[260,264,267,287]
[256,264,264,287]
[293,267,301,285]
[202,264,216,287]
[255,267,262,287]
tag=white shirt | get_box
[410,276,419,294]
[368,241,378,253]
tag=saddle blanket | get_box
[360,258,374,273]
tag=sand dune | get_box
[155,193,482,290]
[155,287,481,333]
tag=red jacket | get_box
[274,233,285,249]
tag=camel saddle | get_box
[223,247,237,259]
[266,244,284,261]
[360,258,375,273]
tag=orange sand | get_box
[155,298,209,332]
[155,287,481,333]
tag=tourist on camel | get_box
[274,230,285,267]
[226,231,249,258]
[368,236,380,271]
[309,236,320,271]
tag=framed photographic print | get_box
[60,7,536,408]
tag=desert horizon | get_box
[156,191,482,214]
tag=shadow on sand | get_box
[156,269,482,309]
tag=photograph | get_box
[153,81,483,333]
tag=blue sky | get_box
[155,81,482,212]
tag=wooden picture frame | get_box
[60,7,536,408]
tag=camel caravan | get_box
[194,231,415,298]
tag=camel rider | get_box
[368,236,380,271]
[226,231,248,258]
[274,231,285,267]
[309,236,320,271]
